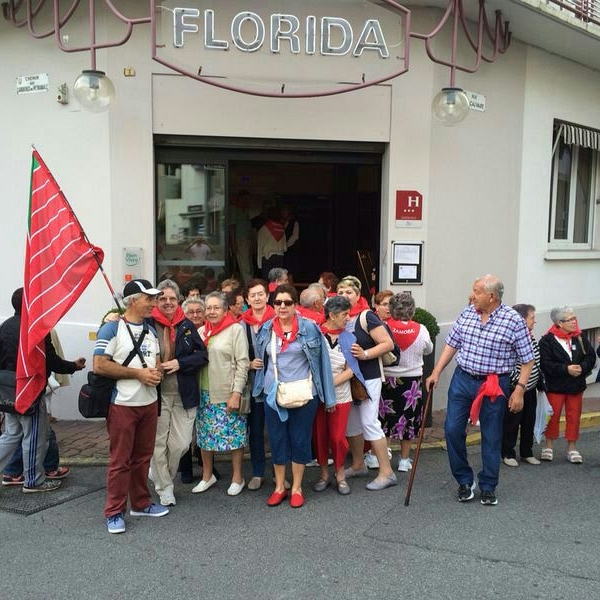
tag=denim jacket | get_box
[252,316,336,409]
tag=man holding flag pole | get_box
[0,148,104,491]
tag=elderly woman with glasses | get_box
[538,307,596,463]
[336,276,397,491]
[253,284,336,508]
[192,292,250,496]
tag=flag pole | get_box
[403,386,434,507]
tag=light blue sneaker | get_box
[107,513,126,534]
[130,503,169,517]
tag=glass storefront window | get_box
[156,162,226,294]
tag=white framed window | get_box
[549,121,598,249]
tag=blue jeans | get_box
[264,397,318,465]
[248,396,266,477]
[444,367,509,492]
[4,427,59,476]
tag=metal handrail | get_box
[545,0,600,26]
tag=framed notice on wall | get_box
[390,241,423,285]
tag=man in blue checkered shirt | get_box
[426,275,534,506]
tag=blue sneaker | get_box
[130,503,169,517]
[107,513,125,534]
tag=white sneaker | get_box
[159,490,176,506]
[227,480,245,496]
[502,457,519,468]
[364,451,379,469]
[398,458,413,472]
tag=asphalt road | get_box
[2,430,600,600]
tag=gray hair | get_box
[204,291,228,310]
[389,292,416,321]
[122,293,142,308]
[182,296,205,313]
[550,306,574,325]
[477,274,504,300]
[157,278,181,300]
[324,295,351,319]
[268,268,288,283]
[307,282,327,300]
[300,287,322,309]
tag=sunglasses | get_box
[273,299,295,307]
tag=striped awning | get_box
[558,122,600,150]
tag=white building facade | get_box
[0,0,598,417]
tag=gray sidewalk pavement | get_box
[52,395,600,466]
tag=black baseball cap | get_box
[122,279,162,298]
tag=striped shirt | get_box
[510,336,541,391]
[446,304,534,375]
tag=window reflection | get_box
[156,163,226,293]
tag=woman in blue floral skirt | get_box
[192,292,249,496]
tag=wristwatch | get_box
[515,382,526,390]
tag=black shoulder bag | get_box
[78,321,150,419]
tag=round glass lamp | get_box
[431,87,470,126]
[73,70,115,112]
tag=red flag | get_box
[15,149,104,413]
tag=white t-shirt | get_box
[94,319,160,407]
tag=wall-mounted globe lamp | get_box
[73,70,115,112]
[431,87,470,126]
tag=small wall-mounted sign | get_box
[395,190,423,228]
[465,90,486,112]
[16,73,49,94]
[391,241,423,285]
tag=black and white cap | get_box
[122,279,162,298]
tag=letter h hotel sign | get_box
[395,190,422,228]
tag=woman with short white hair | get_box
[539,306,595,463]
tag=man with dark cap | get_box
[94,279,167,534]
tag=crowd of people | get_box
[1,271,598,535]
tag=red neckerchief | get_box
[547,322,582,340]
[268,282,278,293]
[296,305,325,325]
[242,304,275,327]
[469,374,503,425]
[201,313,238,344]
[387,318,420,351]
[348,296,370,317]
[265,219,285,242]
[272,315,299,353]
[151,306,186,343]
[320,323,344,335]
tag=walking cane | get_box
[404,386,434,507]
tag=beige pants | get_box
[150,389,196,494]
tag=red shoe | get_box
[290,491,304,508]
[267,490,288,506]
[45,467,70,480]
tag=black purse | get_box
[78,322,149,418]
[0,370,36,416]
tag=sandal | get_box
[540,448,553,461]
[567,450,583,464]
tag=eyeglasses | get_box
[273,299,294,307]
[186,310,204,315]
[560,317,577,323]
